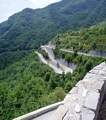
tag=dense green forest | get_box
[54,21,106,52]
[0,50,105,120]
[0,0,106,53]
[0,51,65,120]
[0,0,106,120]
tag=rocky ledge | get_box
[51,62,106,120]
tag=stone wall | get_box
[13,102,63,120]
[51,62,106,120]
[94,81,106,120]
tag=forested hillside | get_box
[0,51,66,120]
[0,50,105,120]
[0,0,106,120]
[54,21,106,52]
[0,0,106,53]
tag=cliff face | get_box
[51,62,106,120]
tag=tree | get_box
[85,60,93,72]
[54,87,65,101]
[65,54,71,64]
[92,42,97,50]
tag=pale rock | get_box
[82,89,88,97]
[75,104,81,113]
[81,109,95,120]
[77,80,104,92]
[84,91,100,110]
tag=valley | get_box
[0,48,105,120]
[0,0,106,120]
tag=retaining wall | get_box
[51,62,106,120]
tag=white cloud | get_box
[0,0,61,23]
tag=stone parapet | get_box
[52,62,106,120]
[13,102,63,120]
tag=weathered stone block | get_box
[84,91,100,110]
[81,109,95,120]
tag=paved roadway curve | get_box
[40,45,75,74]
[35,51,63,74]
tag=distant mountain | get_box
[0,0,106,53]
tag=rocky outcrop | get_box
[51,62,106,120]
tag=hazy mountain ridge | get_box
[0,0,106,53]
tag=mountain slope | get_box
[54,21,106,52]
[0,0,106,53]
[0,51,66,120]
[0,50,104,120]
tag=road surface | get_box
[39,45,76,74]
[35,51,63,74]
[60,49,106,58]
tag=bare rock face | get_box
[52,62,106,120]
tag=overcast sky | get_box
[0,0,61,23]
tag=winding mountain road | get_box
[60,49,106,58]
[36,45,76,74]
[35,51,63,74]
